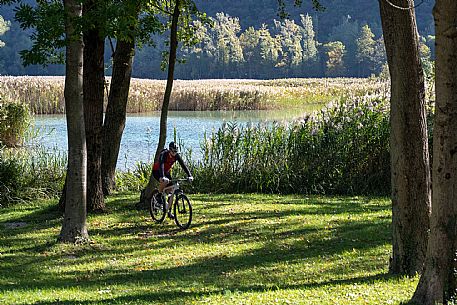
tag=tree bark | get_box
[83,0,105,212]
[58,177,66,212]
[101,39,135,195]
[411,1,457,303]
[59,0,89,243]
[378,0,431,275]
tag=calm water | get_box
[31,109,310,170]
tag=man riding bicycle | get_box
[151,142,193,218]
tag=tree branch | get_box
[379,0,426,11]
[149,2,172,15]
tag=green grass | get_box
[0,193,418,304]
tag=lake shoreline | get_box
[32,109,313,171]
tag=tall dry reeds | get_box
[0,76,65,114]
[0,76,390,114]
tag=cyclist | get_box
[152,142,193,218]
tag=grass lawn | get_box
[0,193,418,305]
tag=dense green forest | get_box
[0,0,434,78]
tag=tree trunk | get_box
[83,1,105,212]
[59,0,89,243]
[101,39,135,195]
[411,1,457,303]
[142,0,181,204]
[58,177,66,212]
[378,0,431,275]
[154,0,181,161]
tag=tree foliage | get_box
[0,14,10,47]
[323,41,345,76]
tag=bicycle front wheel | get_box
[173,194,192,229]
[149,192,166,223]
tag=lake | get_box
[31,109,311,170]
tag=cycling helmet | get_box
[169,141,179,153]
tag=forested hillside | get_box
[193,0,434,36]
[0,0,434,78]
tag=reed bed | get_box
[182,94,392,196]
[0,76,65,114]
[0,76,389,114]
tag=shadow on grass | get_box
[0,193,394,301]
[1,202,61,225]
[26,273,398,305]
[0,217,391,293]
[105,193,389,231]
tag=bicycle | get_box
[149,178,193,229]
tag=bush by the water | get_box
[185,96,391,195]
[0,148,66,206]
[0,100,31,147]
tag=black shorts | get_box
[152,170,172,182]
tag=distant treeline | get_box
[135,13,434,79]
[0,0,435,78]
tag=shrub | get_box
[0,100,31,147]
[0,156,24,206]
[115,161,152,192]
[0,147,66,206]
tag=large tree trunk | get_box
[379,0,431,275]
[411,1,457,303]
[142,0,181,204]
[83,0,105,212]
[101,39,135,195]
[59,0,89,243]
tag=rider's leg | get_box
[158,172,174,218]
[158,172,172,193]
[167,194,174,216]
[158,180,168,193]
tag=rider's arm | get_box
[158,149,167,178]
[176,153,192,177]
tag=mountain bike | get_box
[149,178,193,229]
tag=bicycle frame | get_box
[161,179,187,211]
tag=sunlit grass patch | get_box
[0,193,418,304]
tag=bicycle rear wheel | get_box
[173,194,192,229]
[149,191,166,223]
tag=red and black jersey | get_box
[152,149,191,178]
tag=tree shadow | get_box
[0,215,391,294]
[27,272,398,305]
[0,193,394,302]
